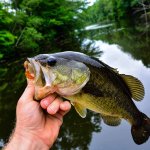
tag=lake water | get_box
[0,24,150,149]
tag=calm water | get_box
[0,25,150,149]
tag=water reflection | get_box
[85,23,113,31]
[52,110,101,150]
[0,139,4,149]
[85,23,150,67]
[0,60,26,143]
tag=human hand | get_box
[4,79,71,150]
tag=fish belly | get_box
[67,92,140,124]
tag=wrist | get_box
[4,128,49,150]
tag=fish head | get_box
[24,54,90,100]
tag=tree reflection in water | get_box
[0,60,26,143]
[84,22,150,68]
[52,110,101,150]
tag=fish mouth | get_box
[24,58,40,82]
[24,58,56,100]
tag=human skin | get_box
[3,79,71,150]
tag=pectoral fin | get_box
[72,102,87,118]
[101,114,121,126]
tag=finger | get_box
[47,97,63,115]
[40,93,57,109]
[47,101,71,127]
[59,101,71,116]
[49,101,71,126]
[19,79,35,103]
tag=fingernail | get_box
[61,101,71,110]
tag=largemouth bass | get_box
[24,51,150,145]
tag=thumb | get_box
[19,79,35,103]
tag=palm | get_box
[16,100,62,146]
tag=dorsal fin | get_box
[120,74,145,101]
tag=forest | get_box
[0,0,150,60]
[0,0,89,60]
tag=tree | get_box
[81,0,150,25]
[0,2,16,59]
[0,0,90,60]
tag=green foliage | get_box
[14,11,28,25]
[81,0,150,25]
[0,2,16,57]
[15,0,86,53]
[0,0,90,60]
[0,54,3,59]
[0,31,16,46]
[0,3,13,26]
[18,27,43,49]
[27,16,44,27]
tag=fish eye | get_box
[47,57,57,66]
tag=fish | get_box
[24,51,150,145]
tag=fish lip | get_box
[24,58,35,79]
[25,58,41,82]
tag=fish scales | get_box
[24,51,150,145]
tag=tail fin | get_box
[131,113,150,145]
